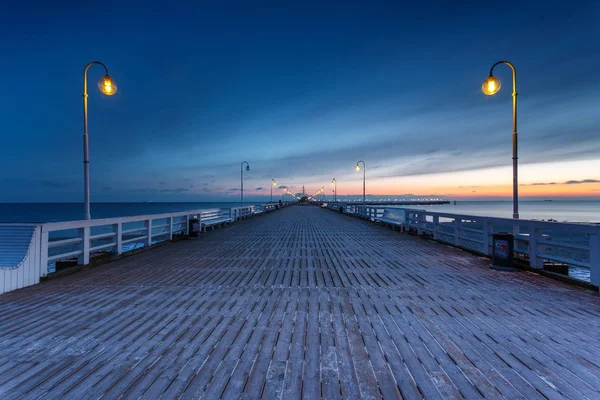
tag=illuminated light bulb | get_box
[98,75,118,95]
[481,75,501,95]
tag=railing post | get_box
[113,223,123,255]
[184,215,189,235]
[78,226,90,265]
[145,219,152,247]
[529,226,542,269]
[589,232,599,288]
[168,217,173,240]
[454,219,460,246]
[40,229,49,277]
[433,216,439,240]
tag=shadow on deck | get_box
[0,206,599,399]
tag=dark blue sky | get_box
[1,1,599,201]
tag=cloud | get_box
[184,178,191,182]
[229,188,239,191]
[159,181,166,185]
[524,179,599,186]
[278,185,288,189]
[565,179,600,185]
[255,187,264,191]
[189,185,194,188]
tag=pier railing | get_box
[0,203,290,295]
[347,205,600,288]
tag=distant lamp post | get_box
[241,161,250,206]
[482,61,519,219]
[83,61,117,220]
[331,178,337,202]
[356,160,366,205]
[271,179,277,202]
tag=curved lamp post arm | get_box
[83,61,109,97]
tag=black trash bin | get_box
[339,206,343,213]
[492,232,516,271]
[189,217,200,238]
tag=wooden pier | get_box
[0,206,599,399]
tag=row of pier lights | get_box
[83,60,518,219]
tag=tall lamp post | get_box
[271,179,277,202]
[241,161,250,206]
[83,61,117,220]
[482,61,519,219]
[356,160,366,205]
[331,178,337,202]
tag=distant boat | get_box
[544,199,553,202]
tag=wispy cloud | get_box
[278,185,288,189]
[565,179,600,185]
[524,179,598,186]
[255,187,264,191]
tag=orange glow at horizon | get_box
[301,159,600,199]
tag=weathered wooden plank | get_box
[0,206,598,400]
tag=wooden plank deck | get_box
[0,205,599,399]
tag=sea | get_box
[0,200,598,223]
[0,202,262,223]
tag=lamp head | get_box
[272,180,277,186]
[98,75,117,96]
[481,75,501,95]
[355,164,360,172]
[245,165,250,171]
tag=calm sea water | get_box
[0,202,263,223]
[0,200,599,223]
[388,200,600,223]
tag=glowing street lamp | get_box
[82,61,117,220]
[331,178,337,202]
[356,160,366,205]
[241,161,250,206]
[482,61,519,219]
[271,179,277,202]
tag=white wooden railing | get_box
[350,205,599,288]
[0,204,293,295]
[0,224,43,294]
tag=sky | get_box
[0,0,599,202]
